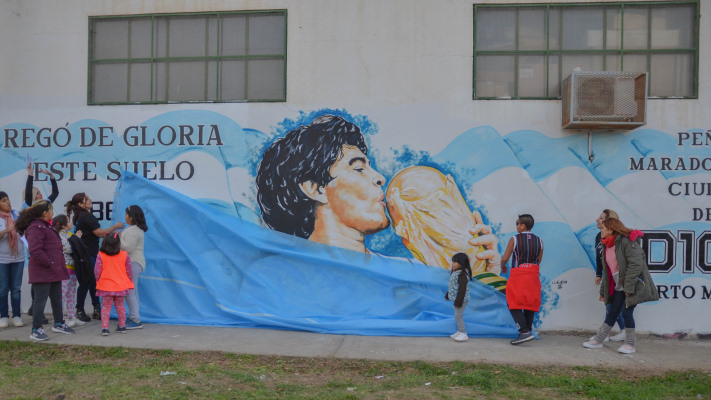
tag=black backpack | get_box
[68,234,95,286]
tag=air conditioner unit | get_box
[562,71,647,130]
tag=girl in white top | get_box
[120,205,148,329]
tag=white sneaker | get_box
[449,332,460,338]
[12,316,24,327]
[66,318,77,327]
[0,317,8,328]
[609,330,626,342]
[588,334,609,343]
[68,317,85,326]
[583,339,603,349]
[454,332,469,342]
[617,344,636,354]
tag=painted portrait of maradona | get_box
[256,115,506,291]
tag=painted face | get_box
[596,212,607,229]
[0,197,11,213]
[600,225,612,239]
[80,195,93,211]
[322,145,390,235]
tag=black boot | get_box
[76,309,91,322]
[91,308,101,321]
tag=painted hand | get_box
[468,211,501,273]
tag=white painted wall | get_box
[2,0,707,136]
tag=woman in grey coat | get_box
[583,218,659,354]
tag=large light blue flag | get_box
[113,171,518,337]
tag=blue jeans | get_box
[605,302,625,330]
[125,262,143,321]
[605,290,636,329]
[0,261,24,318]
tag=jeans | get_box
[605,290,636,329]
[76,256,99,311]
[0,261,24,318]
[605,302,625,330]
[125,262,143,321]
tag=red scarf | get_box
[601,234,617,248]
[0,210,19,257]
[601,234,618,296]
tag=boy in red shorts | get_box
[501,214,544,345]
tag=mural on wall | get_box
[1,108,710,335]
[254,115,505,292]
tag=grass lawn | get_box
[0,340,709,399]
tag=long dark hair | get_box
[66,192,88,225]
[452,252,472,281]
[126,205,148,232]
[14,200,53,235]
[100,232,121,256]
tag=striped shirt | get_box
[512,232,543,268]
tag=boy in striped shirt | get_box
[501,214,544,345]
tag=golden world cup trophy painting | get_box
[386,166,506,293]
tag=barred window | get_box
[474,2,698,99]
[89,10,287,104]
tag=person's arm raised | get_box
[24,165,34,207]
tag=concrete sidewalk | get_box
[1,315,709,373]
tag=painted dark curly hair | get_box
[256,115,368,238]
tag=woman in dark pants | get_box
[14,200,74,340]
[65,193,123,321]
[591,209,626,343]
[23,165,58,322]
[583,218,659,354]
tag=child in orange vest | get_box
[94,232,133,336]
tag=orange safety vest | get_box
[96,251,134,292]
